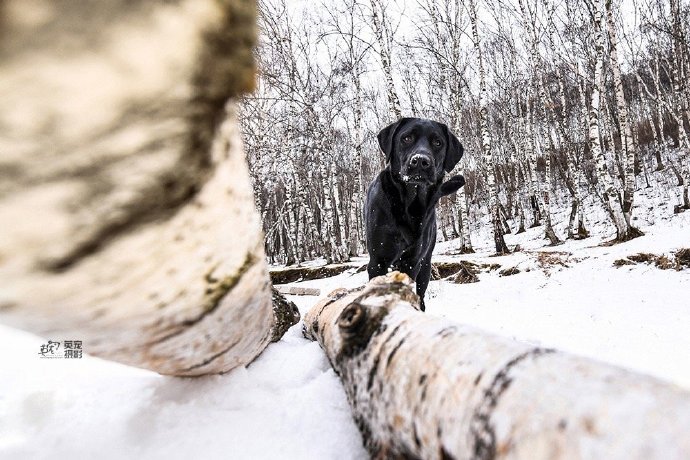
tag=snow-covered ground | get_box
[1,193,689,459]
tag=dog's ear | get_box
[378,118,412,164]
[442,124,464,172]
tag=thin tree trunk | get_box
[520,96,543,228]
[588,0,640,242]
[304,272,690,460]
[330,160,349,261]
[670,0,690,138]
[469,0,509,255]
[370,0,402,120]
[606,0,638,228]
[349,74,365,256]
[553,65,588,239]
[518,0,562,246]
[452,116,474,253]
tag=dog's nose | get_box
[409,154,431,169]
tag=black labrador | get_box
[365,118,465,311]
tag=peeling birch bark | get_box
[0,0,295,376]
[304,272,690,460]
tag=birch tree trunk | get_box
[330,160,349,261]
[555,68,588,239]
[0,0,296,376]
[517,0,562,245]
[667,0,690,211]
[587,0,640,242]
[468,0,510,255]
[517,95,542,228]
[349,72,366,256]
[370,0,403,120]
[304,272,690,460]
[452,116,474,253]
[605,0,638,228]
[319,154,344,264]
[544,1,588,241]
[669,0,690,136]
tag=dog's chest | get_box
[390,199,433,244]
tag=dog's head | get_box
[377,117,463,185]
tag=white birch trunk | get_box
[605,0,638,227]
[636,70,667,172]
[370,0,403,120]
[349,74,365,256]
[517,0,561,245]
[526,98,547,228]
[555,68,587,239]
[298,168,319,258]
[588,0,634,241]
[304,272,690,459]
[451,115,474,253]
[0,0,296,376]
[669,0,690,141]
[469,0,509,254]
[330,160,349,261]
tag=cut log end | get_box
[271,288,301,342]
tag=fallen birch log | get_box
[304,272,690,459]
[0,0,297,376]
[274,286,321,296]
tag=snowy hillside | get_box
[1,204,688,459]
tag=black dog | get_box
[365,118,465,311]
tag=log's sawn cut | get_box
[304,272,690,459]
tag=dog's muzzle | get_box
[402,153,434,183]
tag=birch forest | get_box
[240,0,690,264]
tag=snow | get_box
[1,193,689,458]
[0,322,366,459]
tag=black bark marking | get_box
[367,350,382,392]
[181,337,242,372]
[440,446,456,460]
[386,331,412,369]
[380,323,403,349]
[413,423,422,448]
[474,373,483,386]
[149,251,256,345]
[365,321,398,391]
[316,289,349,320]
[470,347,555,460]
[436,326,458,338]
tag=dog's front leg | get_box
[367,257,391,279]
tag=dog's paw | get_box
[439,174,465,196]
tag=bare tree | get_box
[469,0,510,254]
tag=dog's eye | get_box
[402,134,414,144]
[432,139,442,148]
